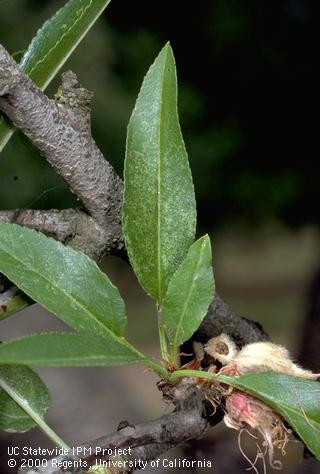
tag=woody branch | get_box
[0,44,270,473]
[18,383,216,474]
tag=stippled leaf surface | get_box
[0,333,145,367]
[0,0,111,152]
[0,221,126,339]
[162,235,214,355]
[218,372,320,460]
[123,43,196,304]
[0,366,50,432]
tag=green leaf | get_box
[0,221,127,340]
[0,333,145,367]
[123,43,196,304]
[218,372,320,460]
[0,365,50,432]
[0,0,112,152]
[162,235,214,356]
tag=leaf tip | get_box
[198,234,212,254]
[159,41,175,64]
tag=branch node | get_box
[55,70,93,130]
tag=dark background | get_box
[0,1,320,472]
[1,0,320,228]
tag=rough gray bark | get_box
[0,45,123,258]
[0,209,83,242]
[0,44,271,473]
[18,383,213,474]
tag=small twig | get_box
[0,209,82,242]
[0,207,117,260]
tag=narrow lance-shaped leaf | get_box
[0,0,112,153]
[0,366,50,432]
[217,372,320,460]
[162,235,214,357]
[123,43,196,304]
[0,221,127,341]
[0,333,145,367]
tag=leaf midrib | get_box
[156,51,168,304]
